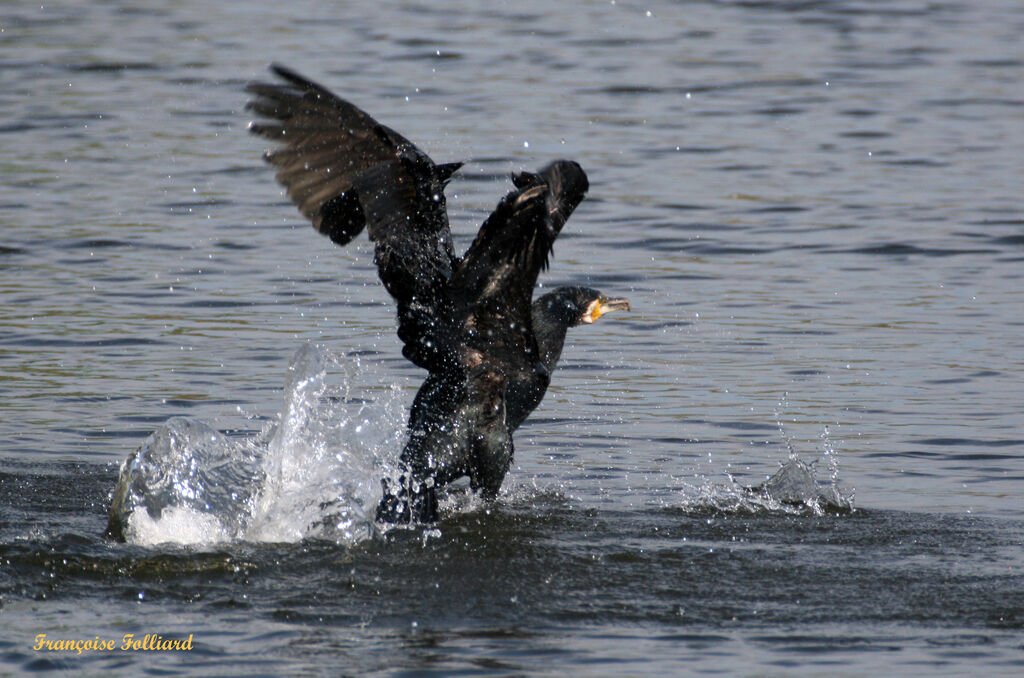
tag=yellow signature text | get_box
[33,633,194,654]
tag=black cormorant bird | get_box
[247,65,629,523]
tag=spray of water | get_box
[111,344,409,547]
[680,399,854,516]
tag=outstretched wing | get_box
[454,160,589,368]
[246,64,463,370]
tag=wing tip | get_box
[268,63,314,89]
[245,63,333,105]
[510,160,589,197]
[545,159,589,197]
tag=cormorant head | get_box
[535,286,631,328]
[530,286,631,385]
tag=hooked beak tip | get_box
[603,298,631,313]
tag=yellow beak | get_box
[582,297,631,324]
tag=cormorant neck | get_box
[531,291,577,374]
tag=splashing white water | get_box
[110,344,409,547]
[682,454,853,516]
[683,413,854,517]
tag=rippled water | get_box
[2,0,1023,674]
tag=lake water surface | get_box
[2,0,1023,675]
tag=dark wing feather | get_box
[454,160,589,368]
[247,65,430,241]
[246,64,464,370]
[511,159,590,252]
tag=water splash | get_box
[683,455,853,516]
[109,344,408,547]
[682,412,854,517]
[747,454,852,514]
[773,391,797,458]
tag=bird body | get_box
[248,65,628,523]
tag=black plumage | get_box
[247,65,629,523]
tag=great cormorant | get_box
[247,65,629,523]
